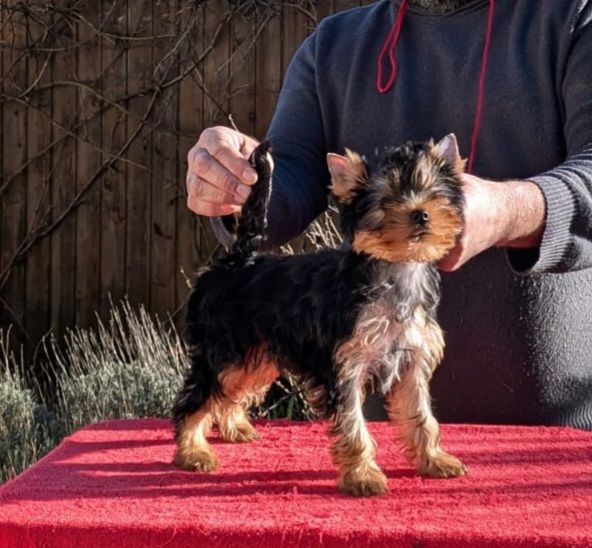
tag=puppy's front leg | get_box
[330,365,388,496]
[387,320,467,478]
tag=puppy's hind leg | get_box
[387,320,467,478]
[216,356,280,443]
[172,361,219,472]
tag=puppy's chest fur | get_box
[342,261,439,393]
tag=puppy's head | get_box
[327,134,465,263]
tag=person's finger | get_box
[199,128,258,185]
[207,142,258,186]
[187,194,240,217]
[188,148,252,203]
[186,173,239,207]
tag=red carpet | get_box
[1,419,591,547]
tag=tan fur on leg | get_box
[218,404,261,443]
[331,409,388,496]
[330,361,387,496]
[216,352,280,443]
[387,319,467,478]
[174,405,219,472]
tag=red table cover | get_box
[1,419,591,547]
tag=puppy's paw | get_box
[339,466,389,497]
[174,447,219,472]
[220,421,260,443]
[419,451,467,478]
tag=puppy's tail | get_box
[211,141,273,266]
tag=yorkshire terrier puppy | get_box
[173,134,468,496]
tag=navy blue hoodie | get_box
[263,0,592,427]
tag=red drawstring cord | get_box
[376,0,409,94]
[467,0,495,173]
[376,0,496,174]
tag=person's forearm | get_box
[437,175,547,272]
[495,180,546,249]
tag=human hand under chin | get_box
[437,173,546,272]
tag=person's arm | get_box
[185,31,328,247]
[264,31,330,246]
[438,175,546,272]
[441,4,592,274]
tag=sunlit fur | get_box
[173,137,467,497]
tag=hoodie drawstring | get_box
[376,0,496,173]
[376,0,409,93]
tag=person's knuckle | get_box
[187,144,199,164]
[193,177,207,198]
[202,126,227,147]
[218,170,238,194]
[193,149,212,176]
[209,142,227,160]
[200,126,216,142]
[213,188,228,204]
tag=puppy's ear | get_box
[327,149,369,203]
[435,133,466,173]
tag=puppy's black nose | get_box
[411,209,429,226]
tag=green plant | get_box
[0,330,59,483]
[50,300,187,434]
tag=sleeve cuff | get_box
[506,175,576,274]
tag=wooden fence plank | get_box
[203,1,231,126]
[281,2,314,83]
[0,2,3,327]
[24,7,52,349]
[254,5,281,140]
[0,0,357,351]
[333,0,364,12]
[229,5,256,136]
[1,2,28,339]
[100,0,128,316]
[50,2,78,338]
[312,1,334,25]
[150,0,178,320]
[1,1,6,332]
[125,0,153,307]
[75,2,102,328]
[175,2,203,317]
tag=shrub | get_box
[0,299,314,483]
[50,300,187,434]
[0,331,59,483]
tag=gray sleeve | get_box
[508,4,592,274]
[264,32,331,247]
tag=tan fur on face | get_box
[353,196,463,263]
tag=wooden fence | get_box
[0,0,372,351]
